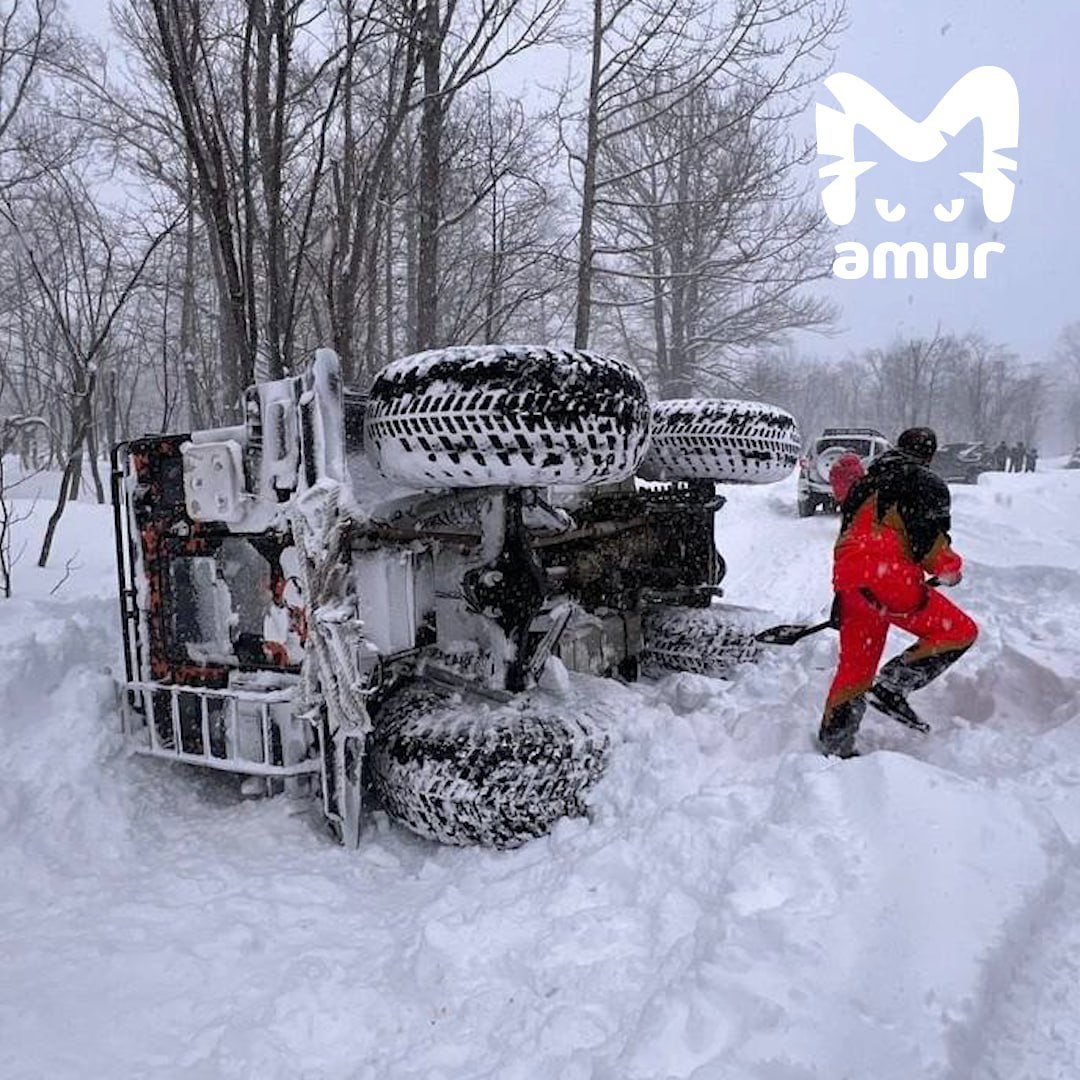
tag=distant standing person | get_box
[992,440,1008,471]
[819,428,978,758]
[1010,441,1025,472]
[1026,445,1038,473]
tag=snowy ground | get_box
[2,461,1080,1079]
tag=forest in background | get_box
[1,0,1078,500]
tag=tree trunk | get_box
[649,199,669,392]
[416,0,443,351]
[483,178,499,343]
[180,164,203,430]
[405,130,418,351]
[39,362,104,565]
[363,202,383,378]
[0,455,12,598]
[86,427,106,504]
[151,0,254,413]
[573,0,603,350]
[385,190,396,365]
[104,368,119,450]
[253,0,290,378]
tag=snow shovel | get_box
[756,578,943,646]
[754,616,836,646]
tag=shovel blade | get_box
[756,624,811,645]
[755,619,834,646]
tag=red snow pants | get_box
[825,577,979,711]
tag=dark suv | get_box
[797,427,890,516]
[930,442,991,484]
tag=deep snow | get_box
[2,463,1079,1079]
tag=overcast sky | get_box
[806,0,1078,362]
[71,0,1078,364]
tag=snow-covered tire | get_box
[814,444,854,485]
[638,399,799,484]
[368,681,610,848]
[364,345,651,489]
[641,604,761,678]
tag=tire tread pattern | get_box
[365,345,651,489]
[640,399,799,484]
[369,682,610,848]
[641,604,761,677]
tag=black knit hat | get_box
[896,426,937,463]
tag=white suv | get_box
[797,427,891,517]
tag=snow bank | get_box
[2,468,1080,1079]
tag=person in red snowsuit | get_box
[820,428,978,757]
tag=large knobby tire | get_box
[368,681,610,848]
[364,345,651,489]
[638,399,799,484]
[641,604,761,678]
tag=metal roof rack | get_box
[820,427,886,438]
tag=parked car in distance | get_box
[1065,446,1080,469]
[930,441,992,484]
[797,427,891,517]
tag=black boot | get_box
[819,695,866,758]
[875,644,973,692]
[867,684,930,732]
[871,644,973,729]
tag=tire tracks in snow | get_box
[947,839,1080,1080]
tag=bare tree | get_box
[319,0,421,381]
[431,87,570,346]
[135,0,344,406]
[946,333,1015,443]
[864,330,955,431]
[1054,322,1080,444]
[0,448,13,597]
[736,330,1051,453]
[0,176,178,566]
[0,362,30,596]
[567,0,703,349]
[566,0,843,353]
[0,414,45,598]
[1008,368,1048,446]
[412,0,560,351]
[593,77,835,395]
[0,0,75,193]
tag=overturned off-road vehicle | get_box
[113,346,798,848]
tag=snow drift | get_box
[2,462,1079,1079]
